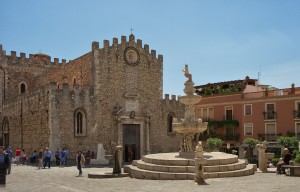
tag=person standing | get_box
[43,147,52,169]
[21,149,27,165]
[4,147,13,174]
[55,148,60,166]
[60,148,66,167]
[15,147,21,166]
[64,148,69,166]
[37,149,43,169]
[76,150,85,176]
[0,146,9,185]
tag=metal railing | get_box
[258,133,282,142]
[263,111,277,120]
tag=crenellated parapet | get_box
[0,44,68,68]
[162,94,184,108]
[90,34,162,61]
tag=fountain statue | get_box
[173,64,208,158]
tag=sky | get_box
[1,0,300,96]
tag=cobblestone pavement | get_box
[1,164,300,192]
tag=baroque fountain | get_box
[124,65,255,180]
[172,64,208,158]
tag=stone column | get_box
[145,117,151,155]
[256,140,268,172]
[194,141,206,185]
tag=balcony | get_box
[294,110,300,119]
[263,111,277,120]
[258,133,282,142]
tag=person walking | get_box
[0,146,9,185]
[37,149,43,169]
[4,146,13,174]
[76,150,85,176]
[15,147,21,166]
[43,147,52,169]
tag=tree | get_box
[244,138,259,148]
[207,138,223,151]
[277,136,299,149]
[243,138,259,163]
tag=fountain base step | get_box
[124,152,255,180]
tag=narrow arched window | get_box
[76,112,82,134]
[167,112,175,134]
[74,108,87,137]
[20,83,26,93]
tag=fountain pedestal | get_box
[173,65,208,158]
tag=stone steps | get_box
[125,164,255,180]
[124,152,255,180]
[134,159,247,173]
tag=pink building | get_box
[194,76,300,151]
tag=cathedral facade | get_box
[0,34,184,160]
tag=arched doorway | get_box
[2,117,9,147]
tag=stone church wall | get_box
[1,86,50,154]
[36,52,92,89]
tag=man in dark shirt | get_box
[0,146,9,185]
[276,148,292,174]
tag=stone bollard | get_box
[255,140,268,172]
[194,141,206,184]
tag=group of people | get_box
[0,145,91,177]
[54,148,69,167]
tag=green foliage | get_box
[208,120,239,128]
[294,150,300,163]
[244,138,259,148]
[272,157,280,166]
[207,137,223,151]
[276,136,299,149]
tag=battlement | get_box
[0,44,68,67]
[163,94,181,102]
[91,34,162,60]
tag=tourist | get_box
[64,148,69,166]
[37,149,43,169]
[0,146,9,185]
[60,148,67,167]
[276,148,292,174]
[85,150,91,165]
[21,149,27,165]
[43,147,52,169]
[15,147,21,166]
[55,148,60,166]
[76,150,85,176]
[29,150,38,163]
[4,146,13,174]
[91,151,95,159]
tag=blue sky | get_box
[1,0,300,96]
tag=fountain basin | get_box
[173,122,208,134]
[179,95,202,105]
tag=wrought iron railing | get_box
[294,110,300,119]
[263,111,277,120]
[258,133,282,142]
